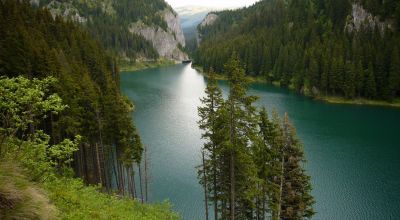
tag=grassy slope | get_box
[0,161,180,220]
[0,162,58,220]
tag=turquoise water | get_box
[120,64,400,220]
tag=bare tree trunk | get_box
[230,152,235,220]
[202,151,209,220]
[118,162,125,195]
[256,183,260,220]
[127,166,135,198]
[277,155,284,220]
[144,145,149,202]
[132,168,137,198]
[111,150,120,192]
[138,163,144,203]
[262,193,266,220]
[82,144,89,182]
[229,99,235,220]
[95,143,103,186]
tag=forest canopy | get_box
[195,0,400,101]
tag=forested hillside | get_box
[195,0,400,101]
[0,0,153,203]
[35,0,187,62]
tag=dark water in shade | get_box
[120,64,400,220]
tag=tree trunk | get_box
[139,163,144,203]
[213,148,218,220]
[95,143,103,186]
[144,145,149,202]
[202,151,209,220]
[277,155,284,220]
[229,99,235,220]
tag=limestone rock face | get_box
[197,13,219,45]
[346,3,393,33]
[45,1,88,23]
[200,13,218,27]
[129,9,188,61]
[163,10,186,47]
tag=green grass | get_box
[0,161,180,220]
[119,59,176,72]
[45,177,180,220]
[0,162,58,220]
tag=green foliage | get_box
[0,75,178,219]
[0,76,64,139]
[45,177,179,220]
[0,76,79,181]
[0,0,143,168]
[195,0,400,101]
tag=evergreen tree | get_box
[365,62,377,99]
[195,0,400,101]
[224,53,259,219]
[198,69,224,220]
[276,113,315,220]
[388,48,400,100]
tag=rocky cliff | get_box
[35,0,188,61]
[200,13,219,27]
[346,3,394,33]
[197,13,219,45]
[129,9,188,61]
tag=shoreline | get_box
[194,65,400,109]
[315,96,400,108]
[119,59,176,72]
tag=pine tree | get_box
[365,62,377,99]
[224,53,259,219]
[343,62,356,99]
[277,113,315,220]
[388,47,400,100]
[198,69,224,220]
[354,61,364,98]
[254,108,281,220]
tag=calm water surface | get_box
[120,64,400,220]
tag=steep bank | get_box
[129,8,189,61]
[0,161,179,220]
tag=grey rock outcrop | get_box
[346,3,393,33]
[45,1,87,23]
[129,9,188,61]
[197,13,219,46]
[200,13,218,27]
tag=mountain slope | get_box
[176,6,217,54]
[195,0,400,101]
[36,0,188,62]
[0,1,179,218]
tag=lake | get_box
[120,64,400,220]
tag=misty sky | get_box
[165,0,260,8]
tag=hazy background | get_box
[165,0,259,8]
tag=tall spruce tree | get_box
[277,114,315,219]
[198,69,224,220]
[224,53,259,220]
